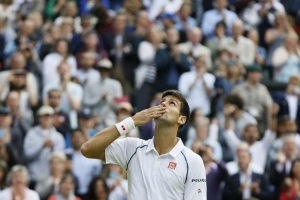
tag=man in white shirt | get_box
[81,90,207,200]
[178,27,212,70]
[201,0,238,39]
[178,55,215,116]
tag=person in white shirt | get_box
[148,0,184,20]
[219,19,256,66]
[81,90,207,199]
[201,0,238,39]
[178,55,215,116]
[178,27,212,70]
[0,165,40,200]
[223,103,276,170]
[75,51,100,86]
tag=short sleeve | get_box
[184,154,207,200]
[105,137,144,169]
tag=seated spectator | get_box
[47,88,71,137]
[0,52,38,105]
[247,29,267,66]
[75,51,100,86]
[102,164,128,200]
[218,94,257,139]
[77,108,98,138]
[232,64,273,127]
[178,55,215,116]
[93,5,114,36]
[178,27,212,70]
[280,158,300,200]
[270,135,299,199]
[201,0,238,39]
[43,61,83,113]
[39,25,62,60]
[219,19,255,66]
[48,173,81,200]
[83,59,123,127]
[199,143,228,200]
[206,21,228,63]
[87,176,110,200]
[186,117,222,161]
[65,129,101,199]
[24,105,65,182]
[222,149,272,200]
[214,61,244,113]
[272,32,300,83]
[42,39,77,86]
[174,2,197,40]
[35,152,67,200]
[277,75,300,132]
[0,165,40,200]
[226,142,264,176]
[0,129,19,170]
[223,102,277,170]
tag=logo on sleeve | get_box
[121,125,126,130]
[168,162,177,170]
[192,179,206,182]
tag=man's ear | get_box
[178,116,187,126]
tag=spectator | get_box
[272,32,300,83]
[93,5,114,36]
[226,142,264,176]
[75,51,100,86]
[148,0,184,21]
[24,105,65,182]
[77,108,98,138]
[65,129,101,199]
[222,149,272,200]
[83,59,123,127]
[47,173,81,200]
[87,176,110,200]
[247,29,267,66]
[214,61,244,113]
[270,135,299,199]
[186,117,222,161]
[47,88,71,137]
[35,152,67,200]
[232,64,273,127]
[0,165,40,200]
[178,55,215,116]
[218,94,257,138]
[178,27,212,70]
[201,0,238,39]
[223,102,277,170]
[219,19,256,66]
[133,10,151,40]
[199,143,228,200]
[0,127,19,170]
[42,39,77,86]
[39,26,62,60]
[0,160,8,190]
[43,61,83,113]
[280,158,300,200]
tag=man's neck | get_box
[153,125,178,155]
[247,80,258,86]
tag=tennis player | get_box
[81,90,207,199]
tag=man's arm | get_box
[81,105,166,161]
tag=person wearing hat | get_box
[83,58,123,128]
[232,64,273,129]
[24,105,65,183]
[78,108,98,139]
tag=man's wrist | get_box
[115,117,136,136]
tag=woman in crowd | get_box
[87,176,110,200]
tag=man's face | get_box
[48,91,61,108]
[237,151,251,170]
[71,131,86,149]
[248,71,262,83]
[215,0,227,9]
[166,29,179,45]
[243,126,259,143]
[0,114,12,127]
[189,29,201,44]
[156,95,185,127]
[114,15,127,33]
[39,115,54,129]
[283,138,298,157]
[80,52,95,68]
[11,54,26,69]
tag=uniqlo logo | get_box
[121,125,126,130]
[198,188,202,193]
[168,162,177,170]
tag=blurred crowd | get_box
[0,0,299,199]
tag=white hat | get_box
[97,58,113,69]
[38,105,55,116]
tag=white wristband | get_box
[115,117,135,136]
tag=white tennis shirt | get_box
[105,137,207,200]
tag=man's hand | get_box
[250,181,260,194]
[132,105,166,127]
[43,138,54,148]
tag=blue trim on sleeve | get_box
[181,151,189,184]
[126,145,148,170]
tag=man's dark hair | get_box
[161,90,190,129]
[224,94,244,110]
[71,128,85,137]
